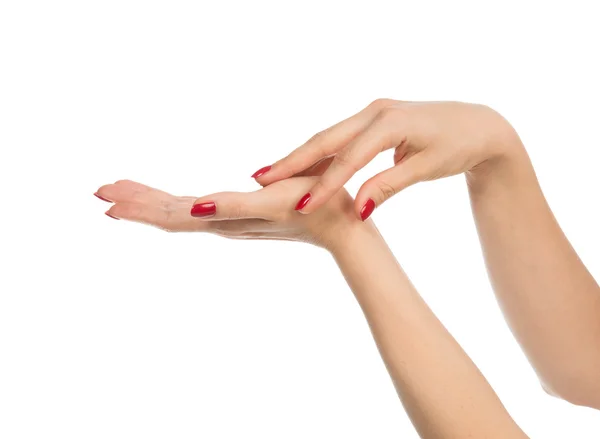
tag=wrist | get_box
[321,218,380,255]
[466,127,534,194]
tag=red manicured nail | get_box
[191,202,216,218]
[105,211,119,220]
[360,199,376,221]
[295,193,311,211]
[251,165,272,179]
[94,193,111,202]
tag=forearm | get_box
[328,222,527,438]
[467,139,600,408]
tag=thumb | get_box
[190,191,265,220]
[354,153,431,220]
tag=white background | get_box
[1,1,599,437]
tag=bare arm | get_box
[329,220,529,438]
[96,177,529,438]
[467,141,600,409]
[260,100,600,407]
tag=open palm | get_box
[94,174,355,247]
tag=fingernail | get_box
[295,193,311,211]
[94,193,111,202]
[191,202,216,218]
[360,199,376,221]
[105,211,119,220]
[251,165,272,179]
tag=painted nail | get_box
[105,211,119,220]
[94,193,111,202]
[251,165,272,179]
[360,199,376,221]
[295,193,311,211]
[191,202,216,218]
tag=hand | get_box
[253,100,523,220]
[94,177,359,249]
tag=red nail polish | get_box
[295,193,311,211]
[105,211,119,220]
[191,202,216,218]
[251,165,272,179]
[94,193,111,202]
[360,199,375,221]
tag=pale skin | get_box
[255,99,600,409]
[95,99,599,435]
[95,177,529,438]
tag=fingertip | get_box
[294,192,312,212]
[95,184,116,201]
[253,174,271,188]
[359,198,376,221]
[354,182,377,219]
[255,157,305,186]
[295,193,331,215]
[94,192,112,203]
[251,165,272,179]
[297,178,344,214]
[107,203,142,222]
[190,201,216,218]
[105,210,120,220]
[255,167,286,186]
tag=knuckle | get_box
[368,98,394,111]
[229,202,245,220]
[374,106,411,140]
[379,105,409,125]
[307,129,326,144]
[333,150,359,173]
[333,150,351,166]
[376,181,397,201]
[377,105,402,122]
[303,130,332,156]
[114,179,134,186]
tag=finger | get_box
[106,201,211,233]
[354,153,432,220]
[253,157,334,189]
[192,177,318,221]
[95,180,173,204]
[294,156,334,178]
[255,99,393,185]
[295,111,407,214]
[190,190,267,221]
[106,200,271,235]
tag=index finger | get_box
[191,177,319,221]
[254,99,393,186]
[294,109,408,214]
